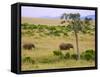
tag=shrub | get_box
[71,54,78,60]
[22,23,29,29]
[53,50,64,59]
[63,32,68,36]
[53,50,63,56]
[64,52,70,59]
[85,49,95,55]
[23,56,35,64]
[80,49,95,61]
[84,53,93,61]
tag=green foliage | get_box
[71,54,78,60]
[80,49,95,61]
[21,23,29,29]
[66,25,73,31]
[21,23,71,37]
[22,19,94,37]
[63,32,68,36]
[53,49,95,61]
[81,25,94,34]
[64,52,70,59]
[53,50,64,59]
[85,49,95,54]
[53,50,71,59]
[81,17,94,34]
[23,56,35,64]
[53,50,63,56]
[84,17,92,26]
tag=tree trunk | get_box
[74,31,80,60]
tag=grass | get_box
[21,23,95,71]
[22,59,94,71]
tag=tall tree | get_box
[61,13,82,60]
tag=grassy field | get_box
[21,17,95,71]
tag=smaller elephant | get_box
[59,43,73,50]
[23,43,35,50]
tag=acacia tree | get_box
[61,13,82,60]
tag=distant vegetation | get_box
[21,22,95,37]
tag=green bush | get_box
[71,54,78,60]
[22,23,29,29]
[63,32,68,36]
[53,50,63,56]
[80,49,95,61]
[22,23,72,37]
[84,53,93,61]
[53,50,64,59]
[64,52,70,59]
[23,56,35,64]
[85,49,94,54]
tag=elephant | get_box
[23,43,35,50]
[59,43,73,50]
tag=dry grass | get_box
[21,33,95,71]
[21,17,95,71]
[22,17,69,26]
[22,59,94,71]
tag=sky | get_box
[21,6,95,19]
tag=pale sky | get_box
[21,6,95,18]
